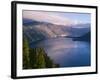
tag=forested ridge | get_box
[23,38,59,69]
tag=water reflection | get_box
[31,37,90,67]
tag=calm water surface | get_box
[31,37,90,67]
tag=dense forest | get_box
[23,38,59,69]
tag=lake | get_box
[31,37,90,67]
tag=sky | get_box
[23,10,91,26]
[58,12,91,24]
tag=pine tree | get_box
[35,48,46,68]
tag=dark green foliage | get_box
[29,48,37,68]
[43,52,60,68]
[35,48,46,68]
[44,53,54,68]
[23,38,59,69]
[23,38,30,69]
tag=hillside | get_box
[23,18,90,45]
[72,31,91,42]
[23,38,59,69]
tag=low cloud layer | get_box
[23,10,77,26]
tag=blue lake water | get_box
[31,37,90,67]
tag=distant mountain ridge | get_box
[72,31,91,42]
[23,18,90,44]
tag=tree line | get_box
[23,38,59,69]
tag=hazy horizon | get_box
[23,10,91,26]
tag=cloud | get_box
[23,10,75,26]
